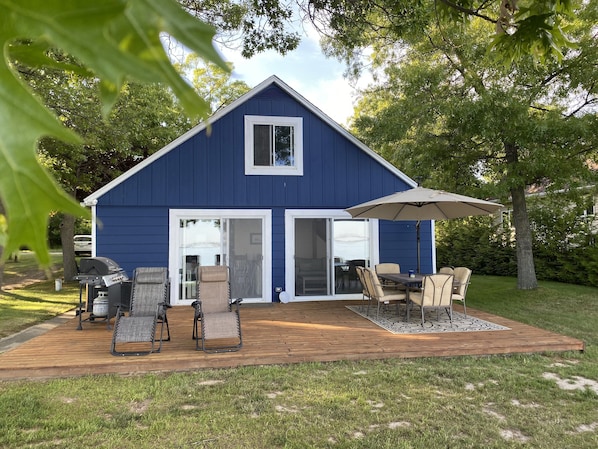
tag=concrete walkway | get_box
[0,311,76,354]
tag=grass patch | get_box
[1,261,597,448]
[2,250,63,286]
[0,355,597,448]
[0,282,79,338]
[467,275,598,346]
[1,251,77,338]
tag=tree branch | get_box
[436,0,497,23]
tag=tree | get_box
[306,0,579,70]
[29,69,192,280]
[0,0,589,270]
[20,54,249,280]
[178,0,301,57]
[349,5,597,289]
[0,0,227,267]
[175,56,251,113]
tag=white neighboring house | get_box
[498,186,598,244]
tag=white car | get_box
[74,235,92,256]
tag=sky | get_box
[217,30,370,126]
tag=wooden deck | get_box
[0,301,584,381]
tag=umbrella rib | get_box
[391,203,408,220]
[467,203,501,214]
[353,205,379,218]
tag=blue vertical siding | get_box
[95,206,169,276]
[92,81,427,296]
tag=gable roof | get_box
[84,75,415,206]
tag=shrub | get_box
[436,199,598,287]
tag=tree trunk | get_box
[504,142,538,290]
[60,214,79,281]
[510,186,538,290]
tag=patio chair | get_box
[347,259,366,288]
[451,267,472,316]
[355,266,371,311]
[438,266,454,274]
[111,267,170,356]
[375,263,407,290]
[409,273,454,326]
[364,267,407,319]
[192,265,243,353]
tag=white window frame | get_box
[244,115,303,176]
[284,209,380,302]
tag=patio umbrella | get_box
[346,186,503,272]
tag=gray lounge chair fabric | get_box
[193,265,243,353]
[111,267,169,356]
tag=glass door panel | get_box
[294,218,330,296]
[179,219,222,301]
[177,217,264,302]
[333,219,370,295]
[229,219,262,299]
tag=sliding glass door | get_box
[286,210,377,300]
[170,210,271,305]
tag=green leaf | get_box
[8,40,94,77]
[0,0,228,265]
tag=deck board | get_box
[0,301,584,381]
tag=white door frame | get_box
[284,209,379,302]
[169,209,272,305]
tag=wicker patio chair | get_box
[355,266,371,311]
[438,266,454,275]
[192,266,243,353]
[452,267,472,316]
[375,263,407,290]
[410,273,454,326]
[111,267,170,356]
[365,267,407,319]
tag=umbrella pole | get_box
[416,220,421,273]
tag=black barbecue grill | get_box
[75,257,131,330]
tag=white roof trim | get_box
[84,75,415,205]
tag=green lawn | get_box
[1,251,78,338]
[1,264,597,448]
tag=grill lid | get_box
[79,257,123,276]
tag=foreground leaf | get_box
[0,0,227,265]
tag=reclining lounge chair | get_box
[111,267,170,356]
[192,265,243,353]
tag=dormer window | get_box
[245,115,303,175]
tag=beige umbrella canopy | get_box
[346,186,503,271]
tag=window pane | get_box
[253,124,271,166]
[229,219,263,299]
[274,125,294,166]
[178,219,222,300]
[295,218,329,296]
[179,217,265,301]
[333,219,370,295]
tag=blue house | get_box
[83,76,435,305]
